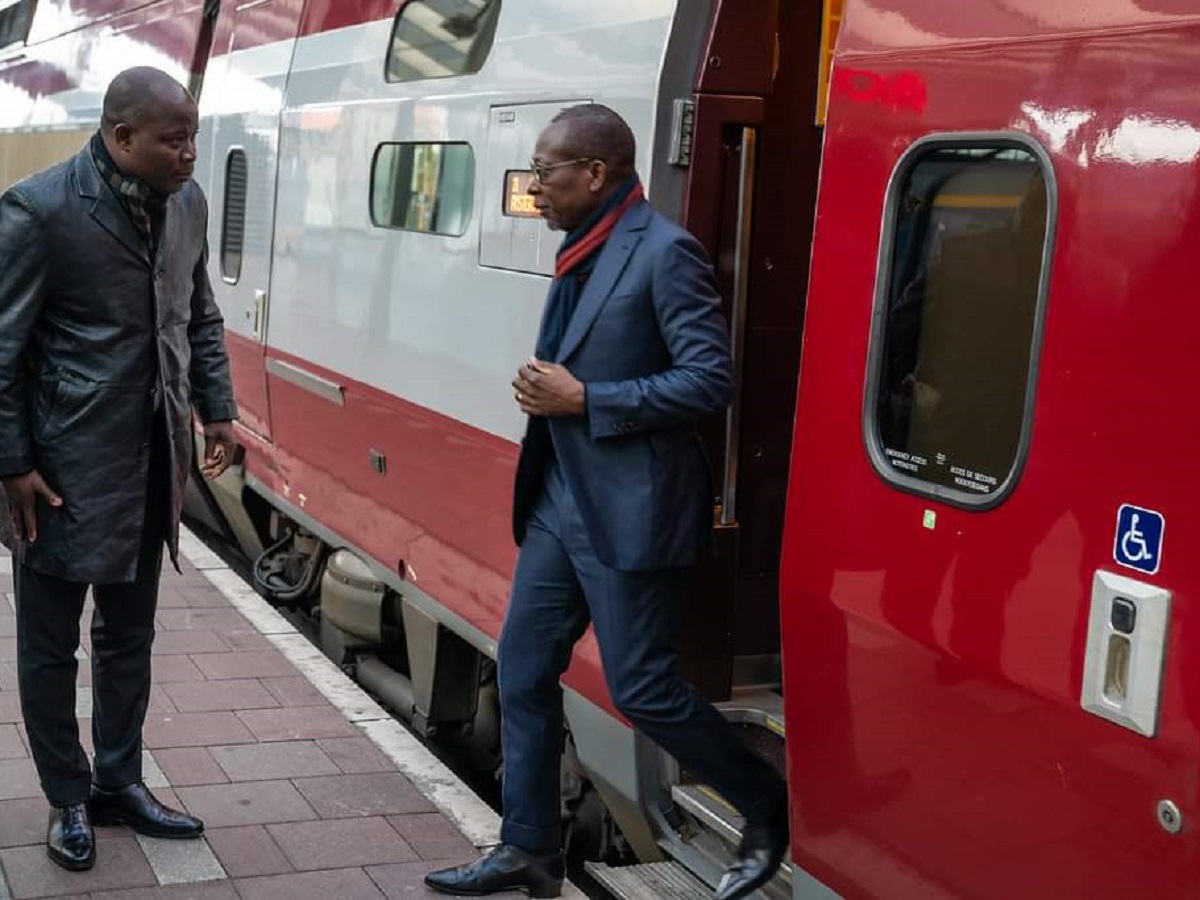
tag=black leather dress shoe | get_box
[714,800,790,900]
[89,782,204,839]
[425,843,564,898]
[47,803,95,871]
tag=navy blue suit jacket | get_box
[513,199,733,571]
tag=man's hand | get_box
[2,471,62,543]
[513,359,585,417]
[201,421,236,480]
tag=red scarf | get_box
[555,182,644,279]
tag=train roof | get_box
[840,0,1200,55]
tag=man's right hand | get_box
[2,471,62,543]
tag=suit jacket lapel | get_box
[555,201,649,363]
[74,150,152,268]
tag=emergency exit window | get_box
[866,140,1053,505]
[386,0,501,83]
[371,142,475,237]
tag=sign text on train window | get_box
[503,170,540,219]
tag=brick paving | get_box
[0,545,523,900]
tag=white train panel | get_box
[264,4,678,441]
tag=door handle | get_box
[1080,570,1171,737]
[720,126,757,526]
[252,289,267,339]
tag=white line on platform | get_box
[177,539,228,572]
[143,749,170,790]
[137,833,227,886]
[0,556,11,575]
[200,567,296,635]
[75,687,93,719]
[267,632,393,724]
[176,526,506,852]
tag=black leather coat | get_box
[0,147,237,583]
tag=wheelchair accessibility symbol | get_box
[1113,504,1165,575]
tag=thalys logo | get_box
[833,69,928,115]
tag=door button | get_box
[1111,597,1137,635]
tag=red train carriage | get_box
[3,0,1198,897]
[784,2,1200,897]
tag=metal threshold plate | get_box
[671,783,744,845]
[584,861,711,900]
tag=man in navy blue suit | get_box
[426,104,788,900]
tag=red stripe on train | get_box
[0,0,394,103]
[297,0,395,39]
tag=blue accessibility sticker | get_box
[1113,504,1165,575]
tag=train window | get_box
[385,0,500,83]
[0,0,34,51]
[371,142,475,236]
[865,139,1053,506]
[220,149,248,284]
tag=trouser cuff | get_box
[741,781,788,827]
[93,759,142,792]
[500,818,560,855]
[45,775,93,808]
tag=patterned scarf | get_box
[89,131,166,244]
[535,175,644,362]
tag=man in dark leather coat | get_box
[0,67,237,871]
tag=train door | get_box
[198,0,306,441]
[603,1,830,893]
[781,15,1200,899]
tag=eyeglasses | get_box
[529,157,601,184]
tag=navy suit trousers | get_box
[497,463,784,852]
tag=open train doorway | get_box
[678,0,832,714]
[595,2,840,895]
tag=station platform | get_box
[0,529,576,900]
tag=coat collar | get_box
[74,147,153,268]
[554,199,651,362]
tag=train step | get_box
[718,687,786,737]
[671,783,743,845]
[584,860,711,899]
[670,784,793,887]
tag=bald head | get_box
[527,104,639,232]
[101,67,193,135]
[100,67,199,194]
[547,104,636,178]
